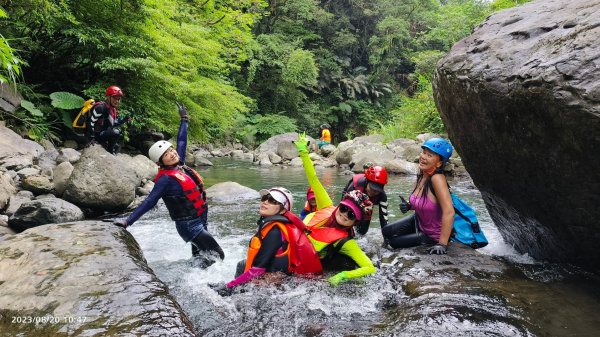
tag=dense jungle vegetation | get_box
[0,0,528,146]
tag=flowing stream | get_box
[127,158,600,337]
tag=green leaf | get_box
[339,102,352,113]
[50,92,85,110]
[20,100,43,117]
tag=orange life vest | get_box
[305,205,353,244]
[244,214,322,275]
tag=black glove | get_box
[399,195,411,214]
[429,244,447,255]
[208,283,233,297]
[176,101,188,120]
[113,218,128,229]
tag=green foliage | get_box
[50,92,84,110]
[282,49,318,88]
[19,100,43,117]
[489,0,531,11]
[0,8,22,86]
[373,75,443,141]
[238,113,298,145]
[0,0,263,142]
[0,0,518,145]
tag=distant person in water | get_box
[382,138,455,255]
[113,102,224,267]
[300,187,317,220]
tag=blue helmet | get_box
[421,138,453,162]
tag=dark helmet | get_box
[105,85,124,97]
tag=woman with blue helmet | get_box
[382,137,455,255]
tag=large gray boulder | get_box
[62,145,139,211]
[0,221,195,336]
[255,133,317,161]
[206,182,260,203]
[0,125,44,170]
[8,198,84,232]
[433,0,600,268]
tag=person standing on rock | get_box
[382,138,455,255]
[86,85,131,154]
[342,165,389,235]
[113,102,225,267]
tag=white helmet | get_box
[259,187,294,211]
[148,140,173,163]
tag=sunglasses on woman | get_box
[338,204,356,220]
[261,194,281,206]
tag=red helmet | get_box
[105,85,124,97]
[365,166,388,185]
[306,187,315,201]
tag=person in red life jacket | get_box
[300,187,317,220]
[113,102,224,267]
[222,187,321,292]
[86,85,131,154]
[295,132,376,286]
[382,138,455,255]
[342,165,389,235]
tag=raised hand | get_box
[294,131,310,154]
[176,101,188,120]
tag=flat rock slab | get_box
[0,221,195,336]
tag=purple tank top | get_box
[410,194,442,242]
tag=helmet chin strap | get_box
[424,166,439,176]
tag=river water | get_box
[127,158,600,337]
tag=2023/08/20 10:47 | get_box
[10,315,88,324]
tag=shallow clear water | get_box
[127,158,599,336]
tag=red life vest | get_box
[351,174,380,206]
[244,213,322,275]
[154,166,206,220]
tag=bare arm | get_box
[431,174,454,245]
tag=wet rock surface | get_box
[0,221,195,336]
[433,0,600,268]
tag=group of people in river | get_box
[113,102,456,293]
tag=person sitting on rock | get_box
[382,138,455,255]
[317,123,331,150]
[86,85,131,154]
[295,132,376,286]
[113,102,224,267]
[342,165,389,235]
[300,187,317,220]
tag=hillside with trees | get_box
[0,0,528,146]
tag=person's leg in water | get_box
[190,230,225,268]
[382,214,428,249]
